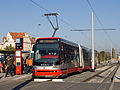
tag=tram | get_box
[32,37,93,78]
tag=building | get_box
[0,32,36,51]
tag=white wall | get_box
[23,33,32,51]
[0,32,34,51]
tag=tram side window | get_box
[61,42,77,64]
[83,49,90,65]
[75,48,80,62]
[65,44,69,63]
[64,43,69,63]
[61,43,69,63]
[70,46,75,62]
[83,49,87,64]
[61,43,65,63]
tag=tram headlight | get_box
[53,65,60,68]
[33,66,37,69]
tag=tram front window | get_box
[34,39,60,66]
[34,49,60,66]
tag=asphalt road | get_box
[0,75,119,90]
[1,80,119,90]
[0,65,120,90]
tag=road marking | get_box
[52,79,64,82]
[34,79,51,82]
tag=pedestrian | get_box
[10,56,15,75]
[26,56,33,73]
[28,56,33,73]
[5,56,13,77]
[25,56,29,74]
[3,56,9,73]
[22,57,26,74]
[118,60,119,64]
[0,61,3,73]
[13,60,16,75]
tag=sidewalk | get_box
[0,73,5,79]
[0,73,32,82]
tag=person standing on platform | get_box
[3,56,9,73]
[26,56,33,73]
[25,56,29,74]
[10,56,15,75]
[28,56,33,73]
[24,56,27,74]
[5,56,13,77]
[0,61,3,73]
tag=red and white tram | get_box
[32,37,94,78]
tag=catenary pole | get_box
[92,12,95,71]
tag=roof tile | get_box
[9,32,25,41]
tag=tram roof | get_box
[60,38,78,47]
[37,37,60,40]
[80,45,91,51]
[37,37,79,47]
[37,37,91,48]
[36,37,91,51]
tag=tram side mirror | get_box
[32,45,35,51]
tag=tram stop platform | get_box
[0,73,32,82]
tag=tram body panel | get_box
[33,37,93,78]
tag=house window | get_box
[10,44,12,47]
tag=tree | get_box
[98,51,111,61]
[4,44,15,51]
[99,51,105,61]
[112,48,115,58]
[105,52,111,60]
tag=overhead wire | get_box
[30,0,75,29]
[86,0,117,50]
[29,0,91,45]
[30,0,50,12]
[86,0,113,42]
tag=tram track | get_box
[96,64,119,90]
[83,65,114,82]
[83,64,119,90]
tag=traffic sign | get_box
[16,38,23,50]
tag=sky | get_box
[0,0,120,52]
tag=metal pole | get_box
[92,12,95,71]
[111,44,112,60]
[52,29,57,37]
[44,13,59,37]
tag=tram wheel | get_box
[90,69,95,72]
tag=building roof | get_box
[9,32,36,44]
[30,37,36,44]
[9,32,25,41]
[2,37,7,42]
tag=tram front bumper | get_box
[33,69,62,78]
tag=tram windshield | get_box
[34,39,60,66]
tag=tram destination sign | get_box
[38,39,59,43]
